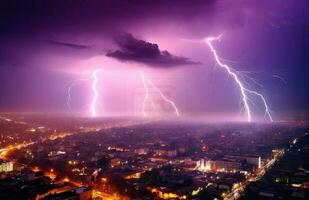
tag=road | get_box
[224,149,284,200]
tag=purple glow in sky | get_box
[206,35,273,122]
[140,71,180,117]
[0,0,309,121]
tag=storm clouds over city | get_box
[1,0,309,120]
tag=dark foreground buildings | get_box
[0,115,308,199]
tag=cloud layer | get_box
[47,40,93,50]
[106,33,199,67]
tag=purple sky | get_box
[0,0,309,121]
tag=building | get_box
[0,160,13,173]
[196,159,215,172]
[215,160,241,172]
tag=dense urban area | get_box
[0,113,308,200]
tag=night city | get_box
[0,1,308,200]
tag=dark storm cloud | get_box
[47,40,93,50]
[0,0,219,42]
[0,0,230,69]
[106,34,199,67]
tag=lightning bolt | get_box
[90,70,101,117]
[140,71,150,117]
[65,70,102,117]
[273,75,287,85]
[66,79,90,110]
[140,72,180,117]
[206,35,273,122]
[147,78,180,117]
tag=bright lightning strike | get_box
[140,72,180,117]
[245,89,273,122]
[206,35,273,122]
[90,70,101,117]
[65,70,102,117]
